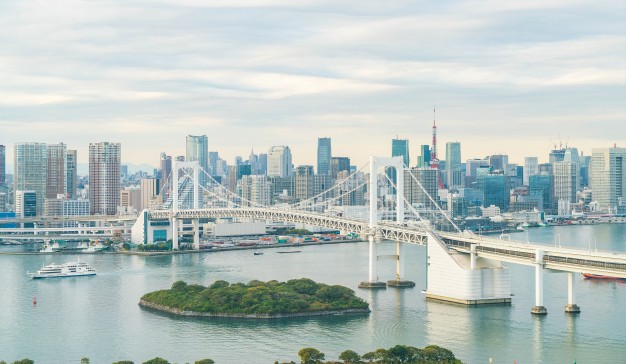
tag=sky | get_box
[1,0,625,171]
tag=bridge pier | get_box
[172,218,179,250]
[565,272,581,314]
[359,236,386,289]
[193,219,200,250]
[531,250,548,315]
[388,241,416,288]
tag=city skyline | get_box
[1,1,624,168]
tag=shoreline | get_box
[0,239,364,256]
[138,299,371,319]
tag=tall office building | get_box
[294,165,314,201]
[445,142,462,188]
[417,145,431,168]
[529,174,554,213]
[267,146,293,178]
[553,161,578,215]
[241,175,271,206]
[476,170,510,212]
[317,137,332,175]
[524,157,539,186]
[258,153,268,175]
[563,147,581,191]
[66,150,78,199]
[15,190,37,218]
[591,147,626,213]
[186,135,209,185]
[549,148,566,164]
[392,138,410,166]
[46,143,67,199]
[488,154,508,173]
[89,142,121,215]
[403,167,438,209]
[159,153,172,200]
[330,157,350,179]
[140,178,161,210]
[14,143,47,216]
[0,145,5,187]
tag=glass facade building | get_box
[317,137,332,175]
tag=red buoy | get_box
[33,296,37,305]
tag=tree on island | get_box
[298,348,326,364]
[112,361,134,364]
[338,350,362,364]
[142,358,170,364]
[194,360,215,364]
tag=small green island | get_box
[139,278,370,319]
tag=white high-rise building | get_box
[267,146,293,178]
[591,147,626,213]
[524,157,539,186]
[241,175,271,206]
[14,143,47,216]
[89,142,121,215]
[553,161,578,216]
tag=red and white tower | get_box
[429,106,445,189]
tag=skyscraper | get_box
[529,174,554,213]
[66,150,78,199]
[140,178,161,210]
[89,142,121,215]
[392,138,410,166]
[553,161,578,215]
[295,165,315,201]
[591,147,626,213]
[267,146,293,178]
[46,143,67,199]
[159,153,172,200]
[0,145,5,187]
[14,143,47,216]
[241,175,271,206]
[330,157,350,179]
[186,135,209,185]
[476,170,510,212]
[524,157,539,186]
[417,145,431,168]
[317,137,332,175]
[445,142,462,188]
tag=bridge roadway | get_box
[150,208,626,278]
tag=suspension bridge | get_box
[127,156,626,316]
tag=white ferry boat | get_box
[28,262,97,279]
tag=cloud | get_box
[0,0,624,169]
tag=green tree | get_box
[361,352,377,363]
[12,360,34,364]
[112,361,134,364]
[339,349,361,363]
[194,360,215,364]
[142,358,170,364]
[80,358,90,364]
[297,347,325,364]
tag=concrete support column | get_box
[193,163,199,209]
[470,244,477,270]
[396,241,404,280]
[172,218,179,251]
[358,157,386,289]
[565,272,581,313]
[531,249,547,315]
[193,219,200,250]
[369,235,377,282]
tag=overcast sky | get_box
[1,0,625,170]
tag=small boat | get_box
[276,250,302,254]
[253,252,264,256]
[582,273,626,280]
[28,262,96,279]
[79,240,106,253]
